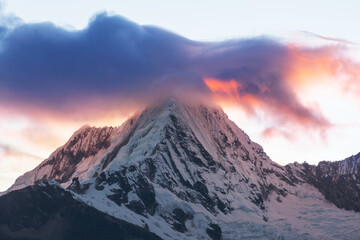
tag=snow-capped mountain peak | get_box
[4,98,360,240]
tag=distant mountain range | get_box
[1,99,359,239]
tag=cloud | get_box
[9,15,200,90]
[300,31,358,45]
[0,143,42,161]
[0,12,359,135]
[0,143,42,191]
[196,39,335,131]
[0,12,205,120]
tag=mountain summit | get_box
[2,99,360,239]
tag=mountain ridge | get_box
[2,98,360,239]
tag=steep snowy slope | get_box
[4,98,360,240]
[7,114,139,192]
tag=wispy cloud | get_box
[0,143,42,160]
[0,143,42,191]
[300,31,358,45]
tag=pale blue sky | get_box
[2,0,360,43]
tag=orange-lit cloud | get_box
[262,127,294,140]
[204,78,242,97]
[204,77,330,130]
[201,40,360,139]
[286,44,360,88]
[0,12,359,146]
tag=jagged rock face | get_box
[7,126,116,191]
[4,99,360,240]
[7,116,138,192]
[42,126,114,182]
[287,152,360,212]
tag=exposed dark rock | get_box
[216,197,232,214]
[193,181,209,195]
[172,208,193,222]
[95,171,133,207]
[128,165,137,172]
[292,154,360,212]
[250,193,265,210]
[193,181,216,212]
[37,127,113,184]
[0,183,162,240]
[67,177,90,194]
[125,200,146,216]
[135,176,157,215]
[143,158,157,181]
[233,139,241,148]
[170,208,193,233]
[107,188,129,207]
[206,223,222,240]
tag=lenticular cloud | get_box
[0,12,358,131]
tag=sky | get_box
[0,0,360,191]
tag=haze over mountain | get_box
[2,99,359,240]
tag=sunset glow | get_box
[0,1,359,192]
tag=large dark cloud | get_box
[0,13,202,105]
[1,12,355,130]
